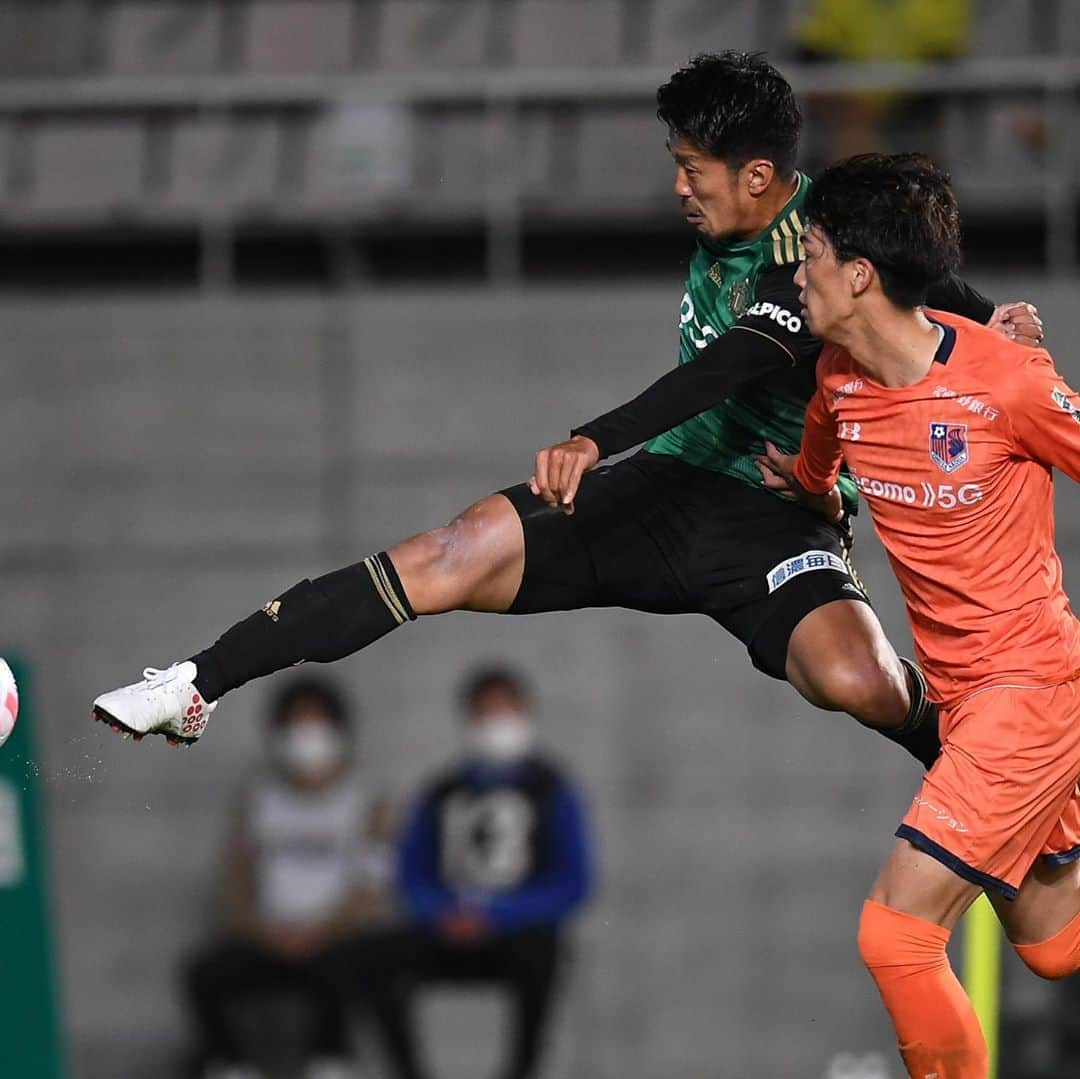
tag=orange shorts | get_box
[898,678,1080,899]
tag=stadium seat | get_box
[645,0,760,66]
[415,109,492,213]
[302,102,413,212]
[509,0,626,68]
[243,0,355,75]
[574,107,672,209]
[24,121,144,216]
[163,117,282,213]
[403,104,561,216]
[965,0,1041,57]
[102,1,223,76]
[0,0,90,79]
[943,97,1047,210]
[376,0,494,71]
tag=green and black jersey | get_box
[640,173,857,506]
[575,173,994,518]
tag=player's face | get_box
[795,225,851,340]
[669,136,745,241]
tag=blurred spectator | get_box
[794,0,972,170]
[372,666,593,1079]
[183,678,394,1079]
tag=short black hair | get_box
[804,152,961,308]
[657,51,801,178]
[458,665,532,713]
[269,676,351,730]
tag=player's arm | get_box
[928,272,1043,344]
[1000,350,1080,482]
[531,269,820,510]
[755,377,845,524]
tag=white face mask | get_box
[467,713,535,764]
[277,722,345,780]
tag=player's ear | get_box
[850,257,875,299]
[743,158,775,197]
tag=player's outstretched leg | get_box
[784,599,940,769]
[92,493,526,743]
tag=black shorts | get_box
[501,451,868,679]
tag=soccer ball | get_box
[0,659,17,750]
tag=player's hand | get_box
[987,301,1043,346]
[530,435,600,515]
[755,442,844,525]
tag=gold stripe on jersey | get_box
[779,218,797,264]
[790,210,806,260]
[771,227,784,266]
[364,557,407,625]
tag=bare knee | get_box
[786,601,908,728]
[803,657,908,729]
[857,901,891,971]
[388,496,523,614]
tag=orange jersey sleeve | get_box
[998,350,1080,482]
[793,349,845,496]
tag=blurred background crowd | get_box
[3,2,1080,1077]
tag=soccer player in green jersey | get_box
[93,53,1041,768]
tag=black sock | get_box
[878,657,941,771]
[189,552,415,702]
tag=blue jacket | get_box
[398,754,592,933]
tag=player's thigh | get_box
[703,485,871,681]
[502,455,687,616]
[785,597,908,723]
[868,837,982,931]
[389,492,526,614]
[990,856,1080,946]
[990,768,1080,945]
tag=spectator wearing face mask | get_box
[369,666,593,1079]
[183,678,394,1079]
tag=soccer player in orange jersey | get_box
[757,153,1080,1079]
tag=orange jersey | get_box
[793,310,1080,704]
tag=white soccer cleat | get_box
[91,661,216,746]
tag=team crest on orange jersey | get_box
[929,422,969,474]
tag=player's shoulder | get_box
[749,262,802,305]
[735,264,820,363]
[926,309,1028,367]
[927,308,1054,387]
[814,341,859,380]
